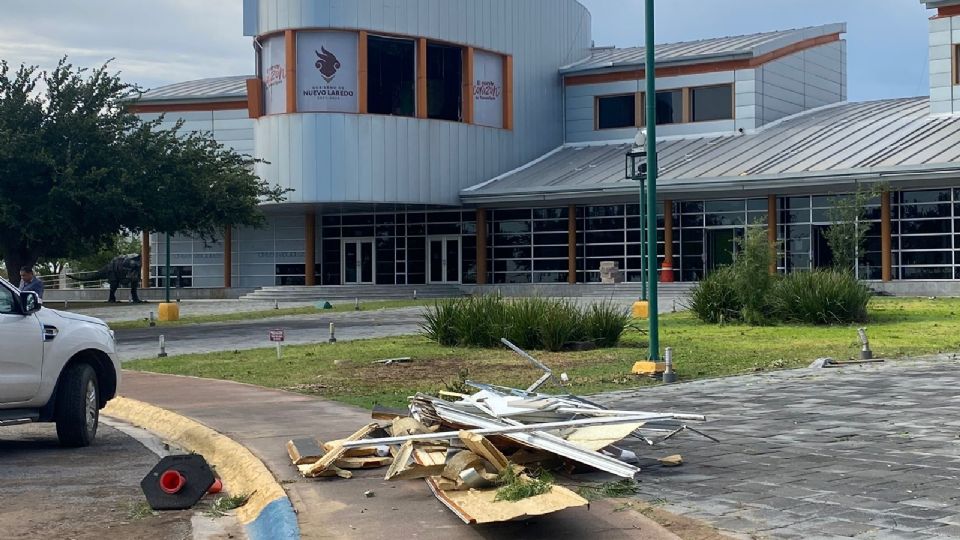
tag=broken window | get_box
[691,84,733,122]
[368,35,416,117]
[427,43,463,121]
[596,94,636,129]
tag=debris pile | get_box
[286,338,711,524]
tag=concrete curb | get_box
[102,396,300,540]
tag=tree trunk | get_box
[4,251,38,283]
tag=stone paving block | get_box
[802,519,879,537]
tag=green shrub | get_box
[732,225,777,325]
[687,266,741,324]
[421,299,461,346]
[583,300,630,347]
[421,295,630,351]
[537,299,583,351]
[772,269,871,325]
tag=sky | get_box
[0,0,936,102]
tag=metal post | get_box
[645,0,660,361]
[164,233,171,304]
[639,178,646,301]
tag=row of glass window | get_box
[596,84,734,130]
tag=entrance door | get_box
[812,225,834,269]
[706,228,743,272]
[428,236,461,284]
[342,239,375,284]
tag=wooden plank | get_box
[563,422,645,451]
[458,430,509,472]
[303,423,379,477]
[287,438,325,466]
[335,455,394,469]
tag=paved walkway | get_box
[119,371,678,540]
[70,299,318,323]
[599,355,960,539]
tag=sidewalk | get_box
[120,371,679,540]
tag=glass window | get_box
[426,42,462,121]
[597,94,635,130]
[655,90,682,125]
[368,35,416,117]
[691,85,733,122]
[705,200,744,213]
[0,286,16,314]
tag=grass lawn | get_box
[107,299,435,329]
[126,297,960,409]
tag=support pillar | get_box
[141,230,150,287]
[567,205,577,285]
[662,200,674,282]
[223,225,232,288]
[881,190,892,282]
[768,195,778,274]
[305,211,316,286]
[475,208,487,285]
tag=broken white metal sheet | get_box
[337,413,666,450]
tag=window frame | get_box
[594,92,640,130]
[689,83,735,123]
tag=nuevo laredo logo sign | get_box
[474,79,502,101]
[315,46,341,83]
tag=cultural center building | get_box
[135,0,960,291]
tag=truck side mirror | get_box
[21,291,42,315]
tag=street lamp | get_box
[643,0,661,362]
[625,131,648,302]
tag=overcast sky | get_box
[0,0,935,102]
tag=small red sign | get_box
[269,329,285,342]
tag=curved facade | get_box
[248,0,592,206]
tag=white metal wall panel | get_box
[250,0,591,205]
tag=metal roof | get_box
[462,97,960,201]
[560,23,845,74]
[138,75,251,103]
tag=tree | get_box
[38,234,142,276]
[0,58,287,278]
[823,185,882,275]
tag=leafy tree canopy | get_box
[0,58,287,278]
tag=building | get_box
[135,0,960,292]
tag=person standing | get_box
[19,266,44,299]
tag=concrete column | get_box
[881,190,892,282]
[768,195,778,274]
[223,225,232,288]
[141,230,150,287]
[475,208,487,285]
[305,211,316,286]
[567,205,577,285]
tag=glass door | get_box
[342,239,375,284]
[428,236,461,284]
[706,228,743,272]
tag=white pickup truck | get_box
[0,276,120,447]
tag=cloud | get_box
[0,0,935,101]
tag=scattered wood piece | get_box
[563,422,645,451]
[658,454,683,467]
[458,430,509,472]
[335,455,394,469]
[303,423,379,478]
[287,438,325,466]
[323,439,381,458]
[389,417,436,437]
[297,463,352,479]
[442,450,488,482]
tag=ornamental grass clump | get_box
[772,269,870,325]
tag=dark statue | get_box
[70,253,144,303]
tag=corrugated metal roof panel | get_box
[463,97,960,199]
[138,75,251,103]
[560,23,845,74]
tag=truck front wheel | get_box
[55,363,99,447]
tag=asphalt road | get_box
[0,423,192,540]
[114,307,425,361]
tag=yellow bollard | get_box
[631,300,649,319]
[632,360,666,376]
[158,302,180,322]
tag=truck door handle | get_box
[43,324,58,341]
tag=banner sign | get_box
[297,31,360,113]
[473,50,504,128]
[260,34,286,115]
